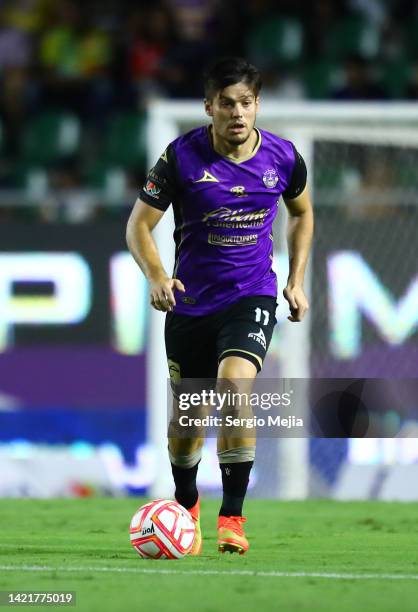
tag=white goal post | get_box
[146,101,418,499]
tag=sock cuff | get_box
[217,446,256,463]
[169,447,202,469]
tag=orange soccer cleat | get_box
[187,497,202,555]
[217,515,249,555]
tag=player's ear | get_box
[255,96,260,112]
[204,98,213,117]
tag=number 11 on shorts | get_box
[255,308,269,325]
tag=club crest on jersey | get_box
[193,170,219,183]
[262,169,279,189]
[144,180,161,198]
[230,186,248,197]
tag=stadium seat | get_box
[86,163,128,205]
[379,59,411,98]
[21,112,81,166]
[303,61,340,99]
[248,17,304,65]
[101,112,146,170]
[314,164,346,192]
[326,16,381,60]
[11,164,49,204]
[314,142,355,197]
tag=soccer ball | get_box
[130,499,196,559]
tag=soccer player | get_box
[126,57,313,555]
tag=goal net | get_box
[146,101,418,500]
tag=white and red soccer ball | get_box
[130,499,196,559]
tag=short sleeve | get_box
[282,145,307,200]
[140,144,180,211]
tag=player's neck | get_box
[210,126,259,162]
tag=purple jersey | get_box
[140,126,307,315]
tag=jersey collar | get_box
[207,126,262,164]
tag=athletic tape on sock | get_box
[217,446,256,464]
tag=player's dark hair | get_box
[203,57,262,100]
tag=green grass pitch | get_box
[1,499,417,611]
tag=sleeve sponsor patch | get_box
[144,180,161,199]
[139,143,179,211]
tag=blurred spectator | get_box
[161,0,220,97]
[0,68,34,157]
[127,6,172,104]
[39,1,83,79]
[305,0,346,59]
[331,55,388,100]
[0,11,41,171]
[39,0,113,119]
[0,0,416,221]
[2,0,53,33]
[0,11,32,69]
[348,0,387,28]
[166,0,219,41]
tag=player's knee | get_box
[218,355,258,380]
[168,439,204,468]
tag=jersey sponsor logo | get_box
[144,180,161,198]
[263,169,279,188]
[181,296,196,304]
[248,327,266,349]
[193,170,220,183]
[203,207,269,227]
[230,186,248,197]
[208,233,258,247]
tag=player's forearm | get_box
[286,208,313,287]
[126,220,169,283]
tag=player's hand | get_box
[149,276,185,312]
[283,285,309,322]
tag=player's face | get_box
[205,82,259,147]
